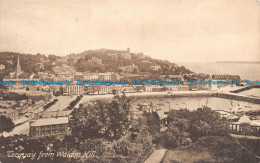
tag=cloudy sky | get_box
[0,0,259,62]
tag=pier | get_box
[216,92,260,104]
[230,85,260,93]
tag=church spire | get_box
[14,55,22,79]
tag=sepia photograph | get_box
[0,0,260,162]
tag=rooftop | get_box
[30,117,68,127]
[238,115,251,123]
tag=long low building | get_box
[29,117,69,138]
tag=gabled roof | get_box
[238,115,250,123]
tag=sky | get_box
[0,0,260,62]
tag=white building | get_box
[66,85,84,96]
[84,73,99,81]
[151,65,161,71]
[0,64,5,70]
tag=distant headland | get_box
[216,61,260,64]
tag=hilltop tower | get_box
[127,48,130,54]
[14,55,23,79]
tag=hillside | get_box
[69,49,193,75]
[0,49,193,80]
[0,52,58,79]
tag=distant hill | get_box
[69,49,193,75]
[0,49,194,79]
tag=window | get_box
[59,128,65,133]
[41,131,45,136]
[31,127,36,131]
[41,126,45,131]
[47,125,51,130]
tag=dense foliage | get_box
[161,107,229,148]
[0,115,15,134]
[65,95,83,110]
[43,99,58,110]
[0,52,55,76]
[0,95,154,162]
[69,95,131,141]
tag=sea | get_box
[177,62,260,98]
[134,62,259,112]
[177,62,260,81]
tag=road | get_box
[3,122,29,137]
[230,134,260,140]
[45,96,76,112]
[145,149,167,163]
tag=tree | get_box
[167,118,190,146]
[165,107,229,147]
[69,95,132,141]
[79,138,107,155]
[190,106,229,139]
[112,89,117,95]
[189,120,211,141]
[68,95,154,162]
[167,108,190,123]
[111,129,153,162]
[0,115,15,134]
[143,112,160,136]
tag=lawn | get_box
[162,147,218,163]
[162,136,260,163]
